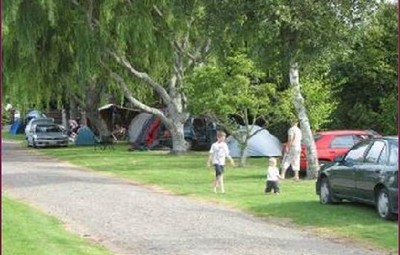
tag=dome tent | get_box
[74,126,97,145]
[226,125,282,157]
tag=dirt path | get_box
[2,140,389,255]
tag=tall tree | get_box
[95,1,212,153]
[204,0,380,178]
[3,0,213,152]
[2,0,111,136]
[186,52,278,166]
[329,2,398,135]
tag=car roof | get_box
[382,136,398,141]
[316,130,373,135]
[35,123,58,127]
[29,118,54,124]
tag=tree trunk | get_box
[239,144,249,167]
[169,121,187,154]
[232,132,250,168]
[82,81,110,137]
[289,63,319,179]
[108,53,189,153]
[85,107,110,136]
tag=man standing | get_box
[281,119,302,181]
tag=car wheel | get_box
[32,139,37,148]
[376,188,395,220]
[319,178,339,204]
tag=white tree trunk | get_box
[239,144,249,167]
[170,121,187,154]
[289,63,319,179]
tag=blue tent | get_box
[9,121,25,135]
[74,126,97,146]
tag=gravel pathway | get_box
[2,140,390,255]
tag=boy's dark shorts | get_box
[214,164,224,177]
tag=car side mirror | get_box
[334,156,344,162]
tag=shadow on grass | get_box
[228,174,265,180]
[249,199,398,227]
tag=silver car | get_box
[25,118,54,139]
[27,123,69,148]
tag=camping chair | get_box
[94,134,115,150]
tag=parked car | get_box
[158,116,219,150]
[315,136,398,220]
[26,123,69,148]
[25,117,54,139]
[300,130,381,171]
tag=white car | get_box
[26,122,69,148]
[25,118,54,139]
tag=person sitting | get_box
[112,124,126,141]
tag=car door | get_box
[329,140,371,197]
[355,140,387,201]
[327,135,356,161]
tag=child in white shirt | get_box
[207,131,235,193]
[265,157,282,194]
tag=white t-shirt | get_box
[267,166,280,181]
[288,125,302,150]
[209,141,231,165]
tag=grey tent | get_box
[226,125,282,157]
[127,113,153,143]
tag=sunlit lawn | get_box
[2,196,112,255]
[3,133,398,253]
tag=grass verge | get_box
[1,195,112,255]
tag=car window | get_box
[36,125,62,133]
[377,143,388,164]
[388,143,398,166]
[344,140,371,163]
[330,135,355,148]
[365,141,385,164]
[353,135,367,144]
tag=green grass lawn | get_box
[3,133,398,253]
[2,196,112,255]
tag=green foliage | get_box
[186,52,278,129]
[329,3,398,134]
[300,78,338,131]
[2,0,395,138]
[377,94,398,135]
[2,106,13,125]
[205,0,380,89]
[2,0,77,113]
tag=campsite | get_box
[2,1,397,255]
[10,106,286,158]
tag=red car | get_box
[300,130,381,171]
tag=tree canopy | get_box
[2,0,396,160]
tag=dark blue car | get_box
[158,116,219,150]
[316,136,398,220]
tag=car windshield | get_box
[388,140,398,166]
[36,125,62,133]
